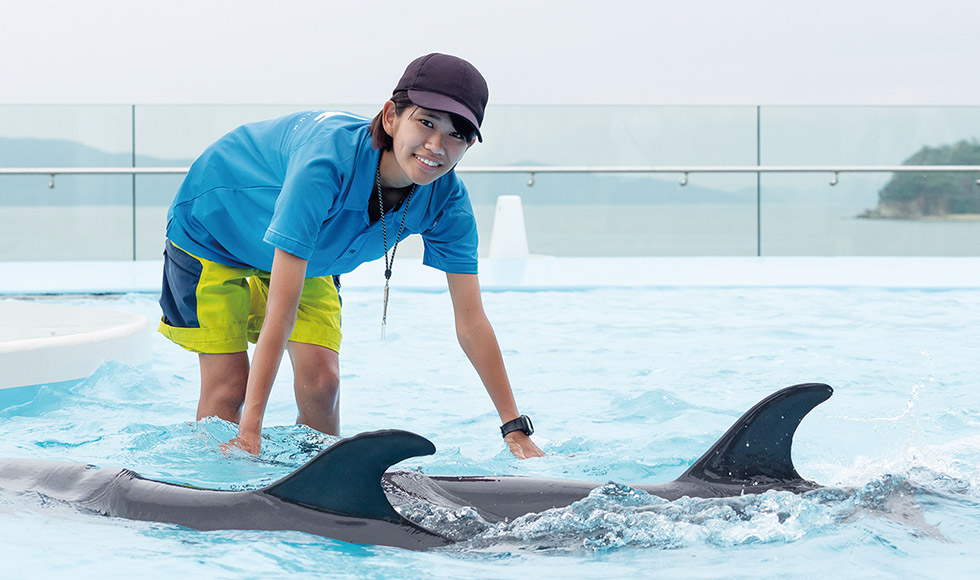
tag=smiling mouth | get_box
[414,154,441,169]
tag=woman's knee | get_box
[288,343,341,402]
[198,352,249,421]
[207,380,248,408]
[296,364,340,398]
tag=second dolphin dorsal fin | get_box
[678,383,833,484]
[263,429,435,522]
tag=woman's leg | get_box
[159,240,255,425]
[197,351,250,423]
[287,341,341,435]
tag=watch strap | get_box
[500,415,534,438]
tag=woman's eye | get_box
[450,132,464,141]
[419,119,434,128]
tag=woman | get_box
[159,53,543,458]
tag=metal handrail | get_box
[0,167,189,176]
[3,165,980,175]
[466,165,980,174]
[3,165,978,188]
[3,164,977,260]
[458,165,980,187]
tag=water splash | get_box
[443,483,833,553]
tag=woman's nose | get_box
[426,132,445,155]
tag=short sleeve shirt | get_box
[165,111,479,277]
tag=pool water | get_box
[1,286,978,579]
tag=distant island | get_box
[859,139,980,220]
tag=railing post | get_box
[756,105,762,257]
[131,105,137,261]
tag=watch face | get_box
[518,415,533,436]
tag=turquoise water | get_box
[1,286,979,579]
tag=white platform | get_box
[0,299,151,393]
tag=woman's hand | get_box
[504,431,545,459]
[219,433,261,455]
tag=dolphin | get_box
[0,382,832,550]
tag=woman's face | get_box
[381,102,474,188]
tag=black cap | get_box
[393,53,488,142]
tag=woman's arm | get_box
[231,248,308,454]
[446,272,544,459]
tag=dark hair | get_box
[369,91,478,151]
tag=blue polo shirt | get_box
[165,111,479,277]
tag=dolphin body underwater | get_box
[0,383,832,550]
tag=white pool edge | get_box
[2,257,980,295]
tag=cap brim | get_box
[407,89,483,142]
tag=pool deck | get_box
[2,256,980,295]
[2,257,978,394]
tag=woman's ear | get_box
[381,100,398,135]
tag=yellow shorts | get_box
[158,241,342,354]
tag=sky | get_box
[2,0,979,106]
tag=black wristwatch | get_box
[500,415,534,438]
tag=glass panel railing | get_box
[463,172,759,257]
[466,105,758,166]
[464,105,761,256]
[759,106,980,255]
[0,105,134,260]
[2,104,978,260]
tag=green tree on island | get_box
[864,139,980,218]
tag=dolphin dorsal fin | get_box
[263,429,435,522]
[679,383,833,484]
